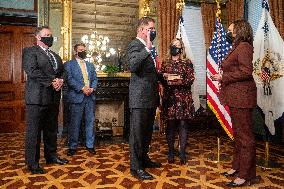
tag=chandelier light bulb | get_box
[89,44,94,50]
[109,48,116,55]
[101,46,107,51]
[91,33,96,38]
[81,35,88,42]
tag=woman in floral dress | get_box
[160,38,195,165]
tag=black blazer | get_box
[23,45,63,105]
[128,38,159,109]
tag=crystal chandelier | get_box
[81,33,116,65]
[80,0,116,70]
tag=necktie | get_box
[46,49,57,71]
[80,60,89,87]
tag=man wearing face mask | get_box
[23,26,68,174]
[64,43,97,156]
[127,16,161,180]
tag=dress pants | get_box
[68,96,95,150]
[230,107,256,180]
[129,108,156,171]
[25,104,59,168]
[62,94,70,137]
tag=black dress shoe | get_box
[86,148,96,155]
[143,161,162,168]
[131,169,154,180]
[221,171,238,177]
[226,180,249,187]
[180,157,186,165]
[67,149,76,156]
[46,157,69,165]
[168,157,174,164]
[28,166,46,174]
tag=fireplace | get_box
[95,75,130,141]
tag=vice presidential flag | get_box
[252,0,284,135]
[176,16,200,112]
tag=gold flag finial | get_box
[142,0,151,17]
[176,0,185,13]
[216,0,222,19]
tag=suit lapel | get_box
[135,38,155,65]
[35,45,55,73]
[74,59,84,81]
[86,62,92,81]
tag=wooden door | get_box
[0,25,35,132]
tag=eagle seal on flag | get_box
[252,0,284,135]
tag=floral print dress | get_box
[161,59,195,120]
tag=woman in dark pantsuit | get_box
[161,38,195,165]
[211,20,257,187]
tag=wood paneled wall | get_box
[0,25,35,132]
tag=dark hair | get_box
[35,26,50,36]
[137,16,155,29]
[74,43,86,51]
[232,20,253,46]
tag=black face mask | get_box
[150,31,156,41]
[40,36,53,47]
[170,46,182,56]
[226,32,233,44]
[77,51,87,59]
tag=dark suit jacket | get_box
[23,45,63,105]
[128,38,159,109]
[219,42,257,108]
[64,59,98,104]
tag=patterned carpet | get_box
[0,130,283,189]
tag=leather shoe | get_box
[226,180,249,187]
[168,157,174,164]
[67,149,76,156]
[130,169,154,180]
[221,171,238,177]
[180,157,186,165]
[143,161,162,168]
[86,148,96,155]
[46,157,69,165]
[28,165,46,174]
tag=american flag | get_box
[261,67,270,82]
[206,18,233,139]
[150,46,160,70]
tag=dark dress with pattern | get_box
[161,59,195,120]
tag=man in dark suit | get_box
[64,43,97,156]
[128,17,161,180]
[23,26,68,174]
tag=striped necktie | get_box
[46,49,57,71]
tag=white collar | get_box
[38,45,48,51]
[136,37,147,46]
[76,58,85,63]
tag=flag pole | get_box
[256,124,282,169]
[207,0,230,163]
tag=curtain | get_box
[201,3,217,49]
[270,0,284,39]
[226,0,244,25]
[157,0,181,63]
